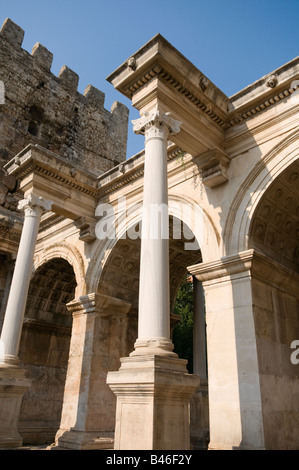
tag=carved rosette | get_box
[132,106,181,143]
[18,193,52,218]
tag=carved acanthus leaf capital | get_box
[132,106,181,138]
[18,193,52,217]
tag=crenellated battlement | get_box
[0,17,24,46]
[0,18,129,176]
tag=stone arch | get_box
[33,242,86,296]
[245,157,299,449]
[248,159,299,270]
[168,193,220,263]
[224,129,299,257]
[92,195,204,349]
[87,193,219,294]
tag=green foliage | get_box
[172,275,194,373]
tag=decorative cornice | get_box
[126,64,228,129]
[11,160,97,197]
[127,63,299,130]
[188,249,255,281]
[4,144,98,197]
[4,144,98,220]
[96,144,185,199]
[227,80,299,127]
[97,163,144,199]
[0,223,21,242]
[188,249,299,296]
[22,318,71,336]
[67,292,132,316]
[108,33,299,134]
[39,212,65,232]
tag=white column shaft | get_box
[132,107,181,355]
[1,194,51,364]
[138,128,169,340]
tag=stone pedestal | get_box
[107,355,200,450]
[0,364,31,448]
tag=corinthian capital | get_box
[18,193,52,217]
[132,106,181,138]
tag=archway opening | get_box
[172,274,194,372]
[249,160,299,271]
[97,215,203,363]
[248,160,299,449]
[18,258,77,445]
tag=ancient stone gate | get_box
[0,18,298,450]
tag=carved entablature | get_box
[4,144,98,221]
[125,64,227,129]
[107,34,229,157]
[107,33,299,161]
[227,57,299,127]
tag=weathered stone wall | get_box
[252,276,299,449]
[0,18,129,177]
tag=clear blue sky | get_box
[1,0,298,159]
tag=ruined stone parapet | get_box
[0,18,129,176]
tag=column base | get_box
[107,355,200,450]
[50,429,114,450]
[0,364,32,449]
[130,337,177,357]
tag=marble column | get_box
[0,193,51,448]
[107,107,200,450]
[131,106,181,356]
[1,193,52,365]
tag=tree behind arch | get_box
[172,275,193,373]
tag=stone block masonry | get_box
[0,18,129,176]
